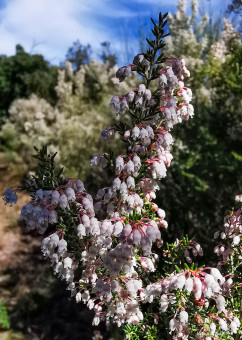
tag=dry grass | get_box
[0,331,24,340]
[0,191,29,271]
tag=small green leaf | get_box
[0,300,10,329]
[231,151,242,161]
[175,265,181,273]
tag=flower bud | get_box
[123,224,132,237]
[51,190,60,204]
[179,310,188,323]
[126,91,135,102]
[59,194,68,208]
[49,210,57,224]
[124,130,131,139]
[144,89,152,100]
[110,96,119,107]
[133,230,141,245]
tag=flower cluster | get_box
[141,266,240,338]
[214,196,242,268]
[19,180,86,234]
[210,18,241,63]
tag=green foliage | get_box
[227,0,242,14]
[0,300,10,329]
[200,43,242,112]
[0,44,58,125]
[0,122,20,151]
[136,12,168,87]
[20,146,65,195]
[124,323,158,340]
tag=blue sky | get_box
[0,0,232,66]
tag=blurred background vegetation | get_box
[0,0,241,339]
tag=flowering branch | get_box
[2,11,241,340]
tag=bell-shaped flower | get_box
[126,176,135,189]
[66,187,76,201]
[116,156,124,173]
[193,277,202,300]
[96,188,105,200]
[58,239,67,255]
[59,194,68,208]
[126,160,134,175]
[215,295,226,313]
[36,189,44,199]
[113,221,123,236]
[133,155,141,170]
[135,94,143,106]
[126,91,135,102]
[179,310,188,323]
[146,126,154,138]
[110,96,119,107]
[219,319,228,331]
[138,84,146,95]
[77,224,86,237]
[123,224,132,237]
[120,98,129,112]
[76,180,85,192]
[144,89,152,100]
[51,190,60,204]
[132,126,140,139]
[64,257,73,269]
[49,210,58,224]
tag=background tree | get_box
[0,44,58,126]
[227,0,242,14]
[65,40,92,70]
[100,41,117,67]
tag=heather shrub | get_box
[3,11,241,340]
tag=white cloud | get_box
[0,0,142,63]
[0,0,232,65]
